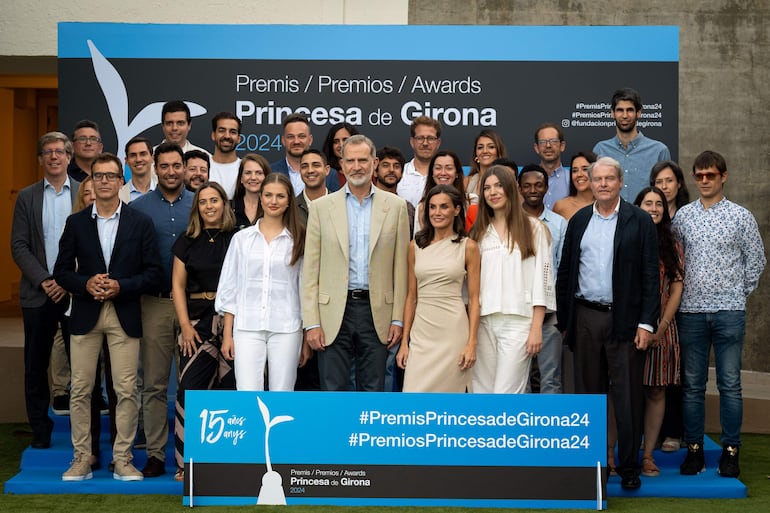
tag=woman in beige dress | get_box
[397,185,480,392]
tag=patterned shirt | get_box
[673,198,766,312]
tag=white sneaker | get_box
[113,460,144,481]
[62,455,93,481]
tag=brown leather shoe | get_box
[141,456,166,478]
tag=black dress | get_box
[172,228,236,470]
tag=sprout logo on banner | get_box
[86,40,207,163]
[256,397,294,506]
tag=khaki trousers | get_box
[140,295,178,461]
[70,301,138,462]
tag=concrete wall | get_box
[409,0,770,371]
[0,0,409,56]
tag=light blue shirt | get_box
[544,164,570,210]
[539,207,567,273]
[127,178,155,202]
[91,202,122,270]
[42,177,72,274]
[577,200,619,303]
[345,183,375,290]
[593,131,671,202]
[286,158,305,195]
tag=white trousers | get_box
[473,313,532,394]
[233,329,302,391]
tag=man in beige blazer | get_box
[303,134,410,391]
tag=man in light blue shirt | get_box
[593,88,671,202]
[533,123,571,209]
[119,137,155,203]
[518,164,567,394]
[556,157,659,491]
[303,135,410,391]
[11,132,79,449]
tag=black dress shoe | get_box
[31,439,50,449]
[621,474,642,490]
[141,456,166,477]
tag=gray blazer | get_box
[11,179,79,308]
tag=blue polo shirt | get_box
[129,186,193,294]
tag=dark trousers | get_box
[660,385,684,440]
[573,303,645,478]
[318,297,387,391]
[22,299,69,443]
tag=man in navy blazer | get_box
[556,156,659,491]
[271,113,340,194]
[11,132,79,449]
[55,153,161,481]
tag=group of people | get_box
[11,89,765,492]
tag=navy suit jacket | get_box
[271,157,340,192]
[556,200,660,349]
[54,204,162,338]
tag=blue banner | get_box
[184,391,607,508]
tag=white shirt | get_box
[396,159,428,208]
[209,158,241,199]
[215,220,302,333]
[478,219,555,317]
[91,202,122,270]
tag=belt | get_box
[347,289,370,301]
[576,297,613,312]
[189,291,216,300]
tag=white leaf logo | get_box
[87,40,207,164]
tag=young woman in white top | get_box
[216,173,308,391]
[469,165,556,394]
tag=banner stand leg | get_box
[189,458,194,508]
[596,461,603,510]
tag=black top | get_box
[231,196,257,229]
[172,228,235,319]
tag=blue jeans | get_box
[677,311,745,447]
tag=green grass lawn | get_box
[1,423,768,512]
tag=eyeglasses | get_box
[412,136,439,144]
[92,172,122,182]
[73,136,102,144]
[41,149,68,157]
[693,171,722,181]
[537,138,562,147]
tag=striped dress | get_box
[643,243,683,386]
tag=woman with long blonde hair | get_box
[470,166,555,393]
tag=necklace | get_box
[204,228,220,243]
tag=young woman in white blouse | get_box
[216,173,307,391]
[469,165,556,394]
